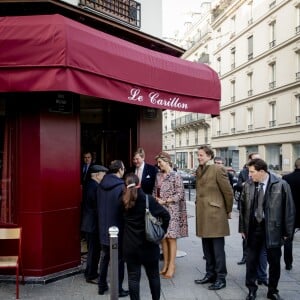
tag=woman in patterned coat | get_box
[153,151,188,279]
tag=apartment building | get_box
[164,0,300,172]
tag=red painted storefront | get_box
[0,5,220,280]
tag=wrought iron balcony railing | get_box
[171,113,206,130]
[79,0,141,29]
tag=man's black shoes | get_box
[98,286,109,295]
[285,264,292,270]
[267,292,282,300]
[257,279,268,286]
[119,289,129,297]
[237,257,246,265]
[246,291,257,300]
[194,275,215,284]
[208,280,226,290]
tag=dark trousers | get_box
[246,221,281,294]
[202,237,227,281]
[127,260,160,300]
[283,235,293,267]
[84,232,101,280]
[98,244,125,292]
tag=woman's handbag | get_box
[145,195,165,244]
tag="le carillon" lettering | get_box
[128,88,188,110]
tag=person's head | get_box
[214,156,224,167]
[197,145,214,166]
[247,158,268,182]
[108,160,125,178]
[89,165,108,183]
[83,151,92,165]
[132,147,145,168]
[295,158,300,169]
[123,173,139,210]
[155,151,172,172]
[248,152,260,161]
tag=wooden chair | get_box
[0,227,23,299]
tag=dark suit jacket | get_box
[128,163,158,195]
[81,178,99,233]
[283,169,300,228]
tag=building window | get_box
[217,56,221,76]
[231,47,236,69]
[269,101,276,127]
[248,1,253,25]
[194,129,198,145]
[216,117,221,136]
[296,94,300,123]
[296,51,300,80]
[230,15,236,38]
[231,80,236,102]
[269,62,276,89]
[296,5,300,34]
[186,130,189,146]
[266,144,281,171]
[248,72,253,96]
[247,107,253,130]
[231,112,236,134]
[204,127,208,144]
[269,21,276,48]
[248,35,253,60]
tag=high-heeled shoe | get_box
[163,265,175,279]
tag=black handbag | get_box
[145,195,165,244]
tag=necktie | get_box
[256,183,264,223]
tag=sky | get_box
[162,0,201,38]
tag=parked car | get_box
[177,169,196,188]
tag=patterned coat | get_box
[195,164,233,238]
[153,171,188,239]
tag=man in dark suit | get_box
[81,164,108,283]
[82,151,93,184]
[239,158,295,300]
[282,157,300,270]
[128,147,158,195]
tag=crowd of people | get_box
[80,146,298,300]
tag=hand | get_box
[227,212,232,219]
[241,233,246,239]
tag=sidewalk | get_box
[1,199,300,299]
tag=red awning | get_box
[0,14,220,114]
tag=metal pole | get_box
[109,226,119,300]
[188,175,191,201]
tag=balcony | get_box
[269,120,276,127]
[248,89,253,97]
[171,113,206,130]
[269,81,276,90]
[79,0,141,29]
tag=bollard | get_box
[109,226,119,300]
[188,175,191,201]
